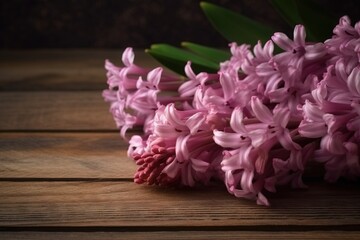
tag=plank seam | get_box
[1,225,360,232]
[0,178,133,182]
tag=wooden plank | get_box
[0,132,326,179]
[0,181,359,227]
[0,133,135,179]
[0,91,116,130]
[1,231,360,240]
[0,50,159,91]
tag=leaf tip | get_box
[150,44,158,50]
[181,42,189,47]
[200,1,210,9]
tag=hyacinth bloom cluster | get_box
[103,16,360,206]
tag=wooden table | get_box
[0,49,359,239]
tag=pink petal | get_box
[263,40,274,59]
[191,158,210,173]
[178,80,199,97]
[293,25,306,46]
[347,67,360,96]
[185,61,196,79]
[253,40,274,60]
[311,80,327,105]
[154,123,181,138]
[163,159,180,179]
[347,116,360,131]
[185,112,206,135]
[164,104,185,128]
[273,158,288,174]
[136,76,145,89]
[147,67,163,88]
[213,130,249,148]
[321,100,352,114]
[321,133,346,155]
[175,135,190,162]
[256,62,277,77]
[102,89,117,102]
[253,41,263,59]
[120,114,137,138]
[273,106,290,128]
[221,154,239,172]
[230,107,247,133]
[298,121,327,138]
[250,96,273,124]
[122,47,135,67]
[127,135,146,157]
[323,114,349,134]
[303,100,324,121]
[289,150,304,171]
[264,177,277,193]
[128,89,158,113]
[105,59,121,73]
[224,146,253,171]
[181,164,195,187]
[272,32,294,51]
[256,192,270,206]
[198,72,209,85]
[335,59,348,82]
[249,129,268,148]
[278,130,301,151]
[254,147,269,174]
[240,170,255,192]
[220,72,236,101]
[344,142,360,177]
[304,43,326,60]
[267,88,288,102]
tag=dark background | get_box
[1,0,359,49]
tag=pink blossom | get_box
[103,48,186,138]
[131,104,223,187]
[272,143,316,188]
[272,25,326,66]
[298,16,360,182]
[214,100,303,205]
[104,16,360,206]
[179,61,218,97]
[314,141,360,182]
[128,135,147,157]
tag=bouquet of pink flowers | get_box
[103,1,360,206]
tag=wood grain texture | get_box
[0,92,115,130]
[0,50,158,91]
[0,181,359,227]
[0,133,136,179]
[1,50,358,239]
[1,231,360,240]
[0,132,326,180]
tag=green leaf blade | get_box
[146,44,219,76]
[200,1,274,45]
[270,0,303,27]
[181,42,230,63]
[295,0,337,41]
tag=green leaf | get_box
[270,0,335,41]
[295,0,337,41]
[269,0,317,40]
[146,44,219,76]
[181,42,230,64]
[269,0,303,27]
[200,1,274,45]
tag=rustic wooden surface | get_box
[0,50,359,239]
